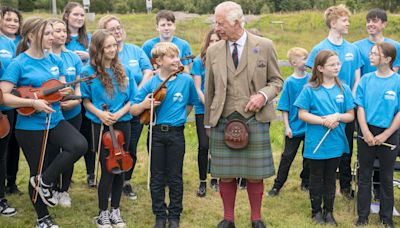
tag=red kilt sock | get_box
[247,181,264,221]
[220,180,237,222]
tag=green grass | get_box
[2,11,400,227]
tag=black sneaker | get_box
[381,219,395,228]
[122,183,137,200]
[267,188,279,197]
[95,210,112,228]
[6,184,22,195]
[168,219,179,228]
[36,215,59,228]
[355,217,368,226]
[197,182,206,197]
[0,199,16,217]
[210,178,219,192]
[153,219,166,228]
[87,173,96,188]
[30,176,57,207]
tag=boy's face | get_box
[157,53,180,72]
[366,17,387,36]
[156,18,176,40]
[290,56,307,71]
[331,16,349,35]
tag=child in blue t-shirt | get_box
[295,50,355,225]
[142,10,193,73]
[306,4,362,200]
[131,42,198,228]
[268,47,310,197]
[0,17,87,227]
[355,42,400,227]
[81,30,138,228]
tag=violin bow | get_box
[32,112,52,203]
[94,123,104,187]
[147,92,155,191]
[313,128,331,154]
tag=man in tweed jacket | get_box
[204,2,283,228]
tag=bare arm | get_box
[352,69,361,96]
[357,107,375,146]
[193,75,205,105]
[282,111,292,138]
[138,69,153,89]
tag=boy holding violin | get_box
[80,29,138,228]
[131,42,199,228]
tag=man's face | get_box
[214,9,239,41]
[156,18,176,40]
[332,16,349,35]
[366,17,387,36]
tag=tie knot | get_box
[233,43,238,47]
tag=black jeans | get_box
[195,114,210,181]
[357,125,398,223]
[309,157,340,215]
[125,116,143,181]
[148,126,185,220]
[16,120,87,219]
[6,109,20,187]
[92,122,130,211]
[81,105,95,175]
[273,135,309,190]
[0,110,15,198]
[339,120,355,190]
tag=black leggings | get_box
[0,110,15,198]
[195,114,210,181]
[6,109,20,186]
[92,121,130,211]
[16,120,87,219]
[81,105,95,175]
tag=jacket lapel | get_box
[247,33,259,81]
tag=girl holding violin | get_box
[49,18,84,208]
[98,15,153,200]
[80,29,137,228]
[0,17,87,228]
[131,42,198,228]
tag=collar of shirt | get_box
[228,31,247,61]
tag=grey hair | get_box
[215,1,245,28]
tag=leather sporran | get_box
[224,119,249,150]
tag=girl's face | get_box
[41,24,54,50]
[369,45,388,67]
[102,35,118,61]
[0,11,20,36]
[66,6,85,30]
[319,55,341,78]
[209,33,220,48]
[52,22,67,46]
[105,19,124,43]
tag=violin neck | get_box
[108,125,119,150]
[42,77,86,96]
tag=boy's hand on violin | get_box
[143,94,161,109]
[99,111,117,126]
[374,132,389,146]
[363,131,376,146]
[33,99,55,114]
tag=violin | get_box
[139,66,184,125]
[0,89,10,139]
[14,74,96,116]
[102,104,133,174]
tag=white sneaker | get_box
[36,215,59,228]
[0,199,16,217]
[110,208,126,228]
[57,192,71,208]
[95,210,112,228]
[30,176,58,207]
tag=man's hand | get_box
[245,93,265,113]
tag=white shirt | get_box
[228,31,247,62]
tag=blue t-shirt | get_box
[133,73,199,126]
[354,37,400,76]
[118,43,152,85]
[13,35,21,46]
[0,35,16,110]
[306,38,363,90]
[1,53,65,130]
[190,56,205,114]
[65,33,91,64]
[277,73,311,137]
[142,36,193,66]
[355,72,400,128]
[58,50,84,120]
[80,65,138,124]
[294,84,355,160]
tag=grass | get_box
[2,11,400,227]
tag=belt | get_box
[152,124,184,132]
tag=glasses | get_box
[108,26,123,33]
[369,52,385,57]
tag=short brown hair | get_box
[156,10,175,24]
[287,47,308,62]
[374,42,397,69]
[151,42,179,59]
[324,4,351,28]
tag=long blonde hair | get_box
[89,29,127,96]
[17,17,50,56]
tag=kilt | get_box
[210,113,275,179]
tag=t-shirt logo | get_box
[384,90,396,101]
[336,94,344,103]
[173,92,183,102]
[344,53,354,61]
[66,67,76,76]
[129,59,138,67]
[50,66,60,76]
[0,49,12,59]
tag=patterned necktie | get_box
[232,43,238,69]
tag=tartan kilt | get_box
[210,116,275,179]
